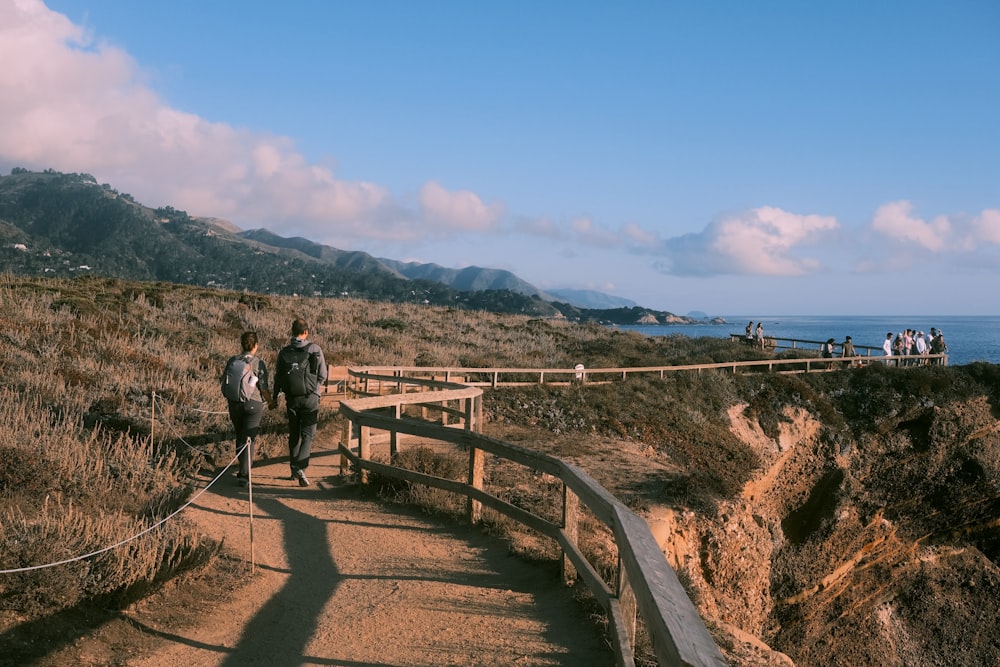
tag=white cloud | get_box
[571,216,620,247]
[622,222,659,248]
[0,1,498,246]
[871,201,950,251]
[512,215,562,239]
[865,202,1000,271]
[418,181,504,233]
[970,209,1000,245]
[659,206,838,276]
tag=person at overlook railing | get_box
[841,336,857,367]
[820,338,836,369]
[755,322,765,350]
[929,329,948,364]
[915,331,928,365]
[882,332,894,364]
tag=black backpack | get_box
[281,346,318,397]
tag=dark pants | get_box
[228,399,264,478]
[286,394,319,475]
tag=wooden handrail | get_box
[339,372,727,667]
[728,333,884,355]
[338,351,947,395]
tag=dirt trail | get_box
[119,443,612,667]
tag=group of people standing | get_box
[744,321,766,349]
[882,327,947,364]
[221,317,328,488]
[739,320,949,367]
[819,335,857,368]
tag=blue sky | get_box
[2,1,998,316]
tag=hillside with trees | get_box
[0,169,702,325]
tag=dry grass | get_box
[0,273,791,634]
[0,274,699,623]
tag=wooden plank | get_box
[607,598,638,667]
[562,484,579,586]
[617,559,638,652]
[553,529,613,608]
[612,505,727,667]
[467,446,484,524]
[557,460,620,527]
[345,453,563,539]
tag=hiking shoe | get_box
[296,470,310,487]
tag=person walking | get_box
[221,331,271,487]
[755,322,765,350]
[270,318,327,486]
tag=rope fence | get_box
[0,391,248,575]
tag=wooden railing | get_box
[338,370,727,667]
[728,334,950,364]
[729,333,882,356]
[320,336,945,401]
[336,352,947,397]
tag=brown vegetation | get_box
[2,274,1000,666]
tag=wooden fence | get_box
[319,336,945,401]
[334,354,946,399]
[338,370,727,667]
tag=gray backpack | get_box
[221,355,259,402]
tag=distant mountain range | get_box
[0,169,717,324]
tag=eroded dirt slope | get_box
[654,396,1000,666]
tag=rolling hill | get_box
[0,168,700,323]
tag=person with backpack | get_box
[270,317,327,486]
[221,331,271,487]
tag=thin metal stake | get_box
[247,437,255,574]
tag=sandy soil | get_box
[37,441,613,667]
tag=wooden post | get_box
[340,420,352,476]
[463,397,474,432]
[467,445,484,524]
[390,403,401,456]
[476,395,483,434]
[562,483,579,586]
[359,425,371,484]
[617,556,638,650]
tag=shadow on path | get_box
[218,495,339,667]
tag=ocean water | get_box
[618,315,1000,367]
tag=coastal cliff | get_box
[486,363,1000,666]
